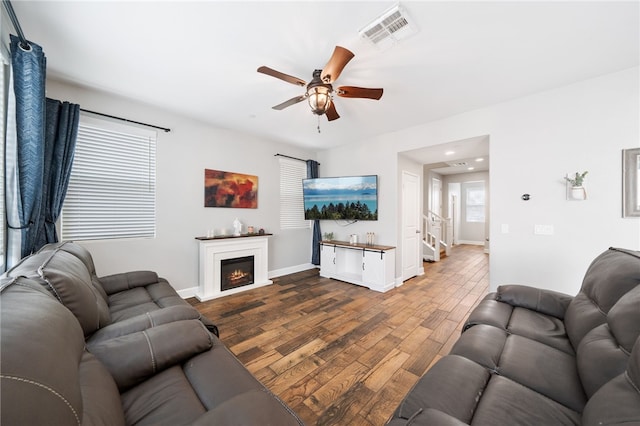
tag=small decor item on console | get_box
[366,232,375,245]
[233,218,242,236]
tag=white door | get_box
[402,171,420,281]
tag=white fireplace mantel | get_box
[196,234,272,301]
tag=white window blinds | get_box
[279,157,309,230]
[61,116,157,241]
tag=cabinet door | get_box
[320,244,336,277]
[362,250,385,289]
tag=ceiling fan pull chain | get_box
[317,116,321,134]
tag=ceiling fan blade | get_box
[272,95,306,110]
[336,86,384,100]
[257,66,306,86]
[321,46,355,83]
[325,102,340,121]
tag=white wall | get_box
[45,79,316,295]
[319,67,640,295]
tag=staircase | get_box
[423,211,453,262]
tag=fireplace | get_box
[220,255,254,291]
[197,235,272,301]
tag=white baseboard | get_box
[177,286,198,299]
[269,263,316,279]
[177,263,316,300]
[457,240,485,246]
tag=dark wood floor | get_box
[189,244,489,425]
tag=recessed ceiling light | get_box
[475,157,484,162]
[445,151,455,156]
[467,167,475,171]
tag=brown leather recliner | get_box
[387,247,640,425]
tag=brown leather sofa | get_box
[387,247,640,425]
[1,241,304,425]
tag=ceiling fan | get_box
[257,46,383,122]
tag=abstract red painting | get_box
[204,169,258,208]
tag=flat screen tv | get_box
[303,175,378,221]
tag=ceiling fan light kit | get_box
[257,46,383,123]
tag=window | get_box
[279,157,309,229]
[61,115,157,241]
[465,184,485,223]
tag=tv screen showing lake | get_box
[303,175,378,220]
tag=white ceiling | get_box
[10,1,640,153]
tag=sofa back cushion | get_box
[38,241,110,303]
[0,276,124,426]
[564,248,640,351]
[6,247,111,336]
[581,335,640,425]
[577,284,640,397]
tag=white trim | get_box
[457,240,485,245]
[177,287,198,299]
[269,263,316,279]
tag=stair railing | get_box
[423,211,453,261]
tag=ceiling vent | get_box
[359,4,418,49]
[447,161,468,167]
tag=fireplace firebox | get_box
[220,256,255,291]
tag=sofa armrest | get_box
[98,271,161,295]
[87,305,202,344]
[496,285,573,320]
[87,319,213,391]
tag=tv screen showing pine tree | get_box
[302,175,378,221]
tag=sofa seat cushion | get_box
[121,338,304,426]
[108,281,189,322]
[450,324,586,413]
[464,298,574,355]
[391,354,580,426]
[122,364,208,425]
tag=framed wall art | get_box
[204,169,258,208]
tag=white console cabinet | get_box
[319,240,395,292]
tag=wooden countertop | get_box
[320,240,395,251]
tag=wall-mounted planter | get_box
[569,186,586,200]
[565,172,588,201]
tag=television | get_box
[302,175,378,221]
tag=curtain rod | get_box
[3,0,30,50]
[274,153,320,165]
[80,108,171,133]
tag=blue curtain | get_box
[33,99,80,251]
[6,35,46,266]
[306,160,321,265]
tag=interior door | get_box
[402,171,420,281]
